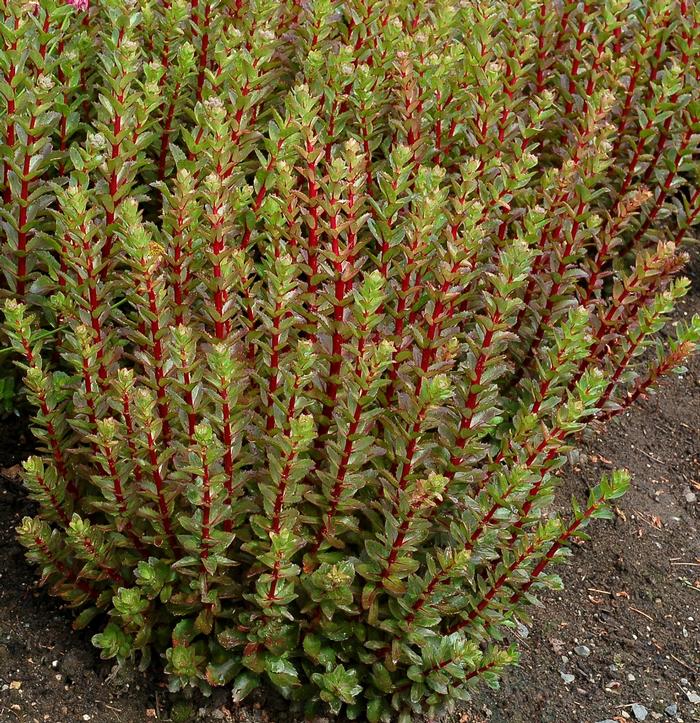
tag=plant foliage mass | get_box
[1,0,700,719]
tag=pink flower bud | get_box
[66,0,88,10]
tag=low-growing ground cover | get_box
[0,255,696,723]
[2,0,700,720]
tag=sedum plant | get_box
[2,0,700,719]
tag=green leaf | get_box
[265,657,300,688]
[231,671,259,702]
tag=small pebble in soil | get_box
[684,491,697,503]
[632,703,648,721]
[560,672,575,684]
[574,645,591,657]
[665,703,678,717]
[685,691,700,704]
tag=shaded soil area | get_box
[0,261,698,723]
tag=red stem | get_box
[32,535,99,600]
[158,83,180,180]
[120,392,143,487]
[146,430,180,553]
[2,17,19,205]
[196,2,211,101]
[16,115,37,296]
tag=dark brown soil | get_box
[0,262,698,723]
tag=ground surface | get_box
[0,261,698,723]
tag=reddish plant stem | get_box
[308,402,362,556]
[145,430,180,554]
[269,380,300,537]
[381,492,428,580]
[515,200,587,383]
[308,317,372,557]
[404,563,448,626]
[195,2,211,102]
[471,437,561,546]
[265,552,284,603]
[16,114,37,296]
[610,5,656,159]
[158,82,180,180]
[511,124,593,338]
[265,301,283,431]
[632,123,695,245]
[617,116,656,202]
[646,0,697,182]
[77,532,126,586]
[34,471,71,527]
[383,235,421,405]
[579,213,630,306]
[672,187,700,245]
[596,329,646,413]
[446,537,539,634]
[120,392,143,487]
[610,65,641,159]
[2,17,19,205]
[270,452,296,538]
[36,387,77,499]
[171,211,190,326]
[641,77,693,188]
[236,133,287,357]
[496,45,517,148]
[505,433,575,548]
[571,251,666,389]
[103,445,147,555]
[598,341,694,422]
[56,39,70,175]
[443,313,501,485]
[219,386,237,534]
[535,2,549,92]
[183,373,197,439]
[303,138,321,343]
[145,275,171,440]
[390,403,429,508]
[563,4,591,116]
[509,499,602,606]
[395,657,500,694]
[159,0,172,75]
[210,195,229,340]
[78,356,102,462]
[319,186,355,435]
[15,337,75,499]
[266,385,301,602]
[554,4,574,53]
[78,225,110,386]
[32,535,99,600]
[520,334,580,440]
[101,82,124,272]
[200,456,212,560]
[642,7,674,104]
